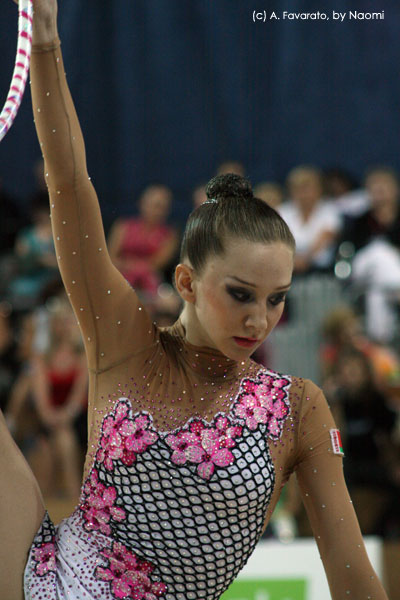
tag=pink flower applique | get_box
[97,400,158,471]
[95,541,166,600]
[32,539,56,577]
[234,371,290,439]
[165,417,242,480]
[81,469,126,536]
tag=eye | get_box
[227,286,253,303]
[268,292,287,306]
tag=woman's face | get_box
[289,174,322,210]
[183,238,293,362]
[140,186,171,225]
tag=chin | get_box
[220,343,254,363]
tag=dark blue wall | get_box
[0,0,399,227]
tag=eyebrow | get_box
[228,276,292,290]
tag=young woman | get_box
[1,1,388,598]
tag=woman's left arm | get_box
[294,381,388,599]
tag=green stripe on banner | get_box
[220,578,307,600]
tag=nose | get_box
[244,303,268,337]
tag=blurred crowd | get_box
[1,157,400,540]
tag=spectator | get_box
[108,184,178,301]
[7,194,59,309]
[323,167,359,199]
[321,305,400,400]
[30,298,88,501]
[254,181,284,209]
[324,167,370,218]
[279,165,340,274]
[340,167,400,343]
[341,166,400,252]
[325,348,399,535]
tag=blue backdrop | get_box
[0,0,398,226]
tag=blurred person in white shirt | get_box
[279,165,340,274]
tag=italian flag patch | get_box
[330,428,344,456]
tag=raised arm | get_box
[29,1,156,371]
[294,381,388,599]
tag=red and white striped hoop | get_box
[0,0,33,142]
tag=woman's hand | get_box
[13,0,58,44]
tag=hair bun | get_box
[205,173,253,201]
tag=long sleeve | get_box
[30,41,156,372]
[293,380,388,599]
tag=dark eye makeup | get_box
[226,286,288,306]
[268,292,287,306]
[227,286,253,303]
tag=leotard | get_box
[23,38,388,600]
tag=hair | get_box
[286,165,323,190]
[322,305,358,341]
[364,165,399,186]
[335,347,374,389]
[180,173,295,273]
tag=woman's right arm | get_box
[29,1,156,371]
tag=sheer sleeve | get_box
[30,40,156,372]
[293,380,388,599]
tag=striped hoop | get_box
[0,0,33,142]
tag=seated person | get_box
[108,184,178,300]
[279,165,340,274]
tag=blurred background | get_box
[1,0,400,597]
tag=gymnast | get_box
[0,1,389,598]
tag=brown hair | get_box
[180,173,295,273]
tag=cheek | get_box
[269,305,285,328]
[201,286,231,325]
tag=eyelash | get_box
[227,287,287,306]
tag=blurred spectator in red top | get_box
[108,184,178,301]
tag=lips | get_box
[233,336,259,348]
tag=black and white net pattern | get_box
[97,424,275,600]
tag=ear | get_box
[175,263,196,304]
